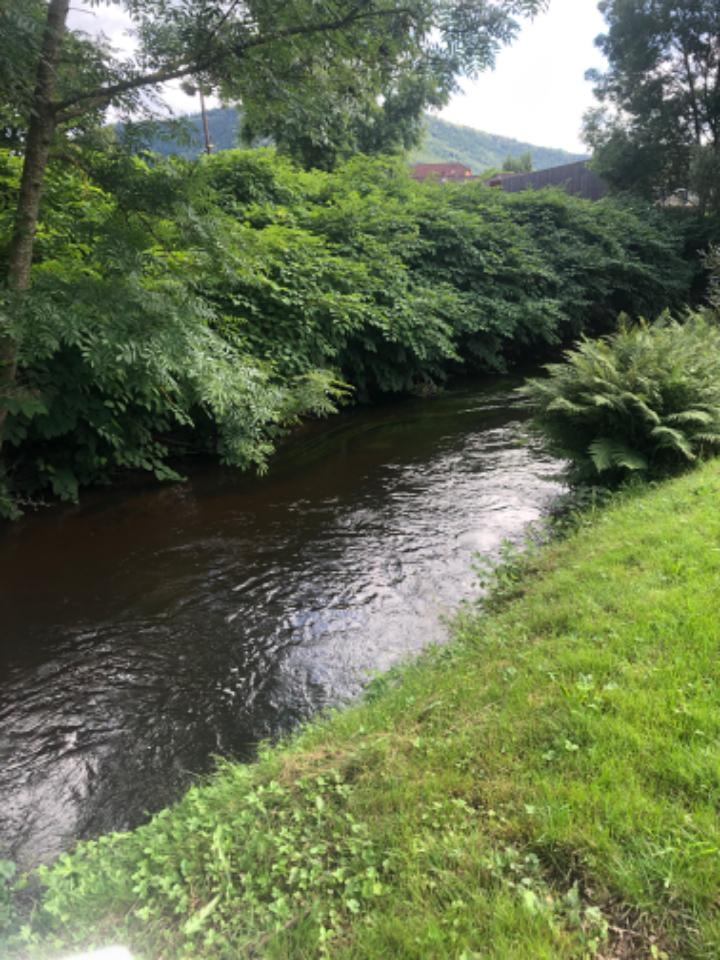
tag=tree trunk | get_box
[0,0,70,452]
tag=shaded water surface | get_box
[0,382,562,868]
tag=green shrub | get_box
[0,147,710,514]
[520,312,720,484]
[706,244,720,312]
[0,152,343,517]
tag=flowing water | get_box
[0,381,563,869]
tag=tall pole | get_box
[199,89,212,155]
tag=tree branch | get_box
[53,1,417,124]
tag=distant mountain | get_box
[410,115,586,173]
[129,106,585,172]
[129,107,243,158]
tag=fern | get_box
[521,312,720,484]
[588,437,615,473]
[665,410,713,425]
[650,426,696,460]
[613,448,650,472]
[589,438,647,473]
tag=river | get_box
[0,380,563,869]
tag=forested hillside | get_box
[409,115,585,171]
[129,107,584,171]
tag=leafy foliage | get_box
[707,245,720,311]
[502,150,532,173]
[521,313,720,484]
[0,147,706,514]
[0,150,343,512]
[584,0,720,201]
[0,0,551,503]
[2,0,548,162]
[691,144,720,216]
[18,765,390,959]
[139,106,587,173]
[214,0,548,169]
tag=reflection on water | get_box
[0,382,563,868]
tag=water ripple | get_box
[0,382,563,868]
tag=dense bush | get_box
[0,153,341,516]
[707,245,720,311]
[0,147,712,514]
[198,153,698,390]
[521,312,720,484]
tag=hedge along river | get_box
[0,379,563,870]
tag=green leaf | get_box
[182,894,220,936]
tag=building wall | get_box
[489,161,607,201]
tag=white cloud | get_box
[68,3,135,57]
[67,2,205,115]
[438,0,607,152]
[67,0,607,150]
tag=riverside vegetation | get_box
[3,143,720,960]
[521,311,720,484]
[0,147,714,517]
[4,273,720,956]
[3,1,720,955]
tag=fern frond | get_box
[665,409,714,426]
[651,426,696,460]
[612,447,648,471]
[588,437,615,473]
[588,438,648,474]
[546,396,586,415]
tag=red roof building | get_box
[410,163,474,182]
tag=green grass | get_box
[6,463,720,959]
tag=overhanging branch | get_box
[53,2,417,124]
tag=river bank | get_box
[5,460,720,958]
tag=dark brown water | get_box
[0,382,562,869]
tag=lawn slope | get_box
[10,463,720,959]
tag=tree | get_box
[0,0,547,457]
[239,63,448,171]
[690,144,720,216]
[584,0,720,201]
[501,151,532,173]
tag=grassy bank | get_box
[7,463,720,958]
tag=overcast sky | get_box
[439,0,607,152]
[68,0,608,153]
